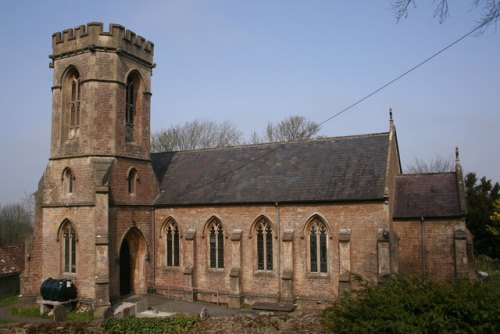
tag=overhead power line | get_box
[170,13,500,197]
[315,11,500,130]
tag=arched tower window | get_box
[255,217,273,271]
[164,219,180,267]
[207,218,224,269]
[127,168,138,195]
[62,68,81,141]
[70,76,80,128]
[62,168,75,194]
[125,72,141,143]
[308,217,328,273]
[59,221,76,273]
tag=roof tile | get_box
[152,133,389,205]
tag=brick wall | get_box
[153,201,388,307]
[50,50,151,160]
[393,219,467,281]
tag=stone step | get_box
[251,302,295,312]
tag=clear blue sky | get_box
[0,1,498,205]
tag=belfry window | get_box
[62,67,81,141]
[61,221,76,273]
[309,217,328,273]
[165,221,180,267]
[125,76,136,142]
[256,218,273,271]
[208,219,224,269]
[69,77,80,128]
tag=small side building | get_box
[393,152,475,281]
[0,245,25,297]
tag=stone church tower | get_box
[21,23,157,316]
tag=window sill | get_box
[164,266,181,272]
[307,272,330,279]
[61,272,76,279]
[207,268,225,274]
[253,270,275,278]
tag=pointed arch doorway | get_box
[119,227,148,296]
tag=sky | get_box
[0,1,498,205]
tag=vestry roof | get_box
[0,246,24,277]
[152,133,390,206]
[393,173,463,219]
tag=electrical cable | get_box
[163,12,500,199]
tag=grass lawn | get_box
[0,295,17,307]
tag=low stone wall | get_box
[187,312,330,334]
[0,312,330,333]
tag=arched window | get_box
[207,218,224,269]
[70,75,80,128]
[164,220,180,267]
[62,67,81,141]
[255,218,273,271]
[62,168,74,194]
[60,221,76,273]
[125,72,141,143]
[127,168,138,195]
[309,217,328,273]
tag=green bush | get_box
[322,276,500,333]
[101,314,197,334]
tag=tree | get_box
[491,199,500,227]
[151,119,243,152]
[465,172,500,258]
[250,115,321,144]
[0,194,34,247]
[392,0,500,29]
[405,154,454,173]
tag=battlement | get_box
[52,22,154,64]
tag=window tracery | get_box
[61,221,76,273]
[208,219,224,269]
[309,217,328,273]
[165,220,180,267]
[256,218,273,271]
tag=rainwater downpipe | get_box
[275,201,281,303]
[420,217,426,278]
[152,208,156,292]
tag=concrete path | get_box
[117,294,254,317]
[0,293,255,325]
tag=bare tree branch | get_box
[405,154,454,174]
[0,198,34,246]
[392,0,416,23]
[151,119,243,152]
[252,115,321,144]
[391,0,500,29]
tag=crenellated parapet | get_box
[51,22,154,65]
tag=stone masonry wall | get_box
[153,202,388,308]
[393,219,467,282]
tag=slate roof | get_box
[152,133,390,206]
[393,173,462,219]
[0,246,24,277]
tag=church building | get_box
[20,23,475,317]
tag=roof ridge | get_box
[151,131,390,155]
[399,172,456,177]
